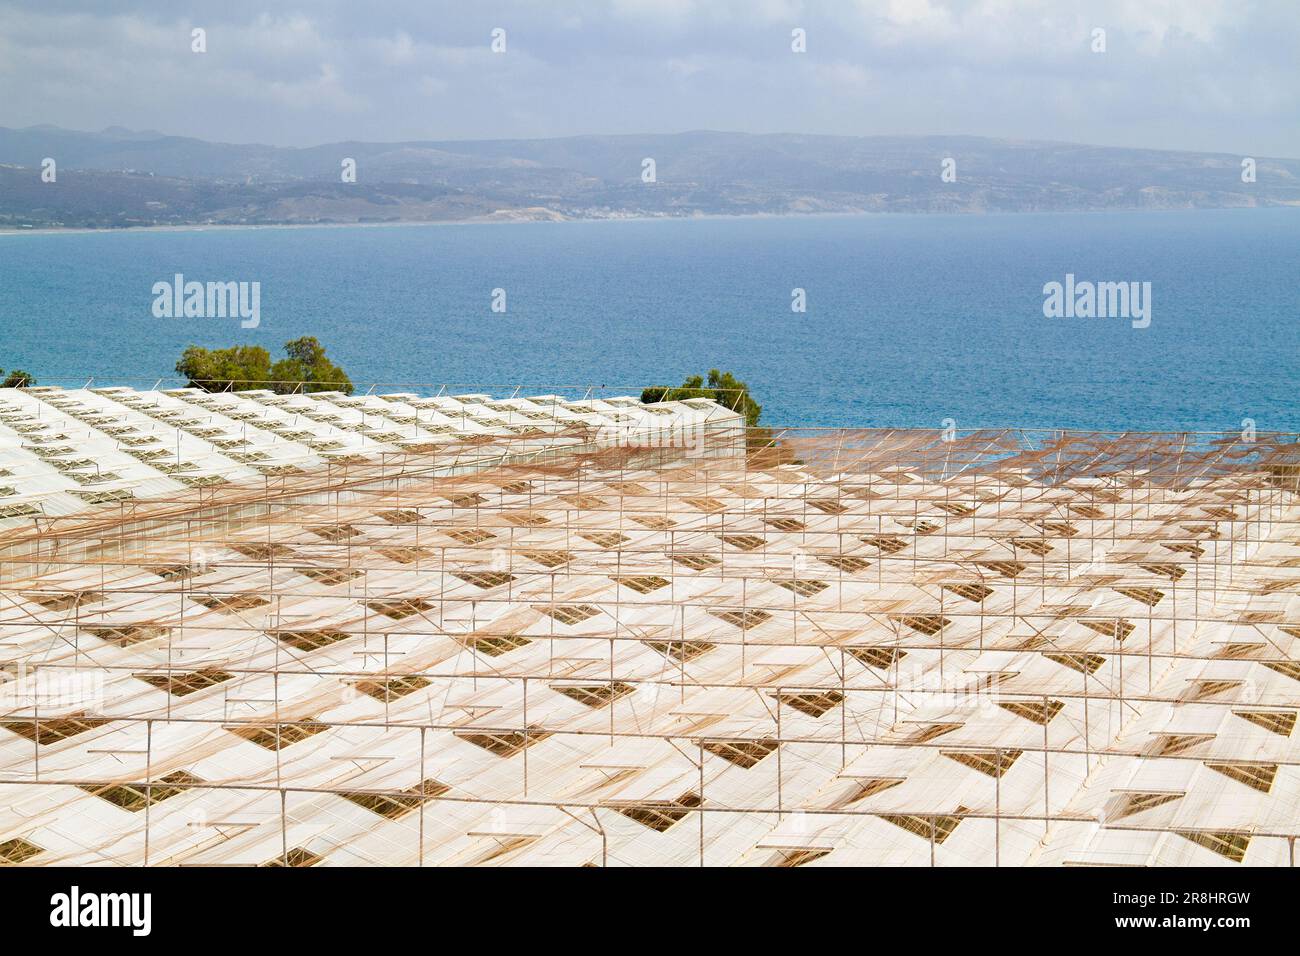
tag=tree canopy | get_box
[175,337,353,394]
[641,369,762,427]
[0,368,35,388]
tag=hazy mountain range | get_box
[1,125,1297,229]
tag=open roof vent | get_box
[879,806,970,844]
[82,771,202,812]
[341,779,450,819]
[702,738,779,768]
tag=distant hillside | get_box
[1,126,1297,229]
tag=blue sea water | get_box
[0,209,1296,430]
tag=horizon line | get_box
[8,123,1299,163]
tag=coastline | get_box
[1,203,1295,237]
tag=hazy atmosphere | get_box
[2,0,1297,155]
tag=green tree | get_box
[642,368,762,426]
[175,344,272,392]
[0,368,35,388]
[270,336,354,395]
[174,338,353,395]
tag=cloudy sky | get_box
[1,0,1296,155]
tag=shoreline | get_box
[1,204,1295,238]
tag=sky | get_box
[1,0,1296,155]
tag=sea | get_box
[0,208,1296,431]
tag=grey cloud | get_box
[0,0,1296,154]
